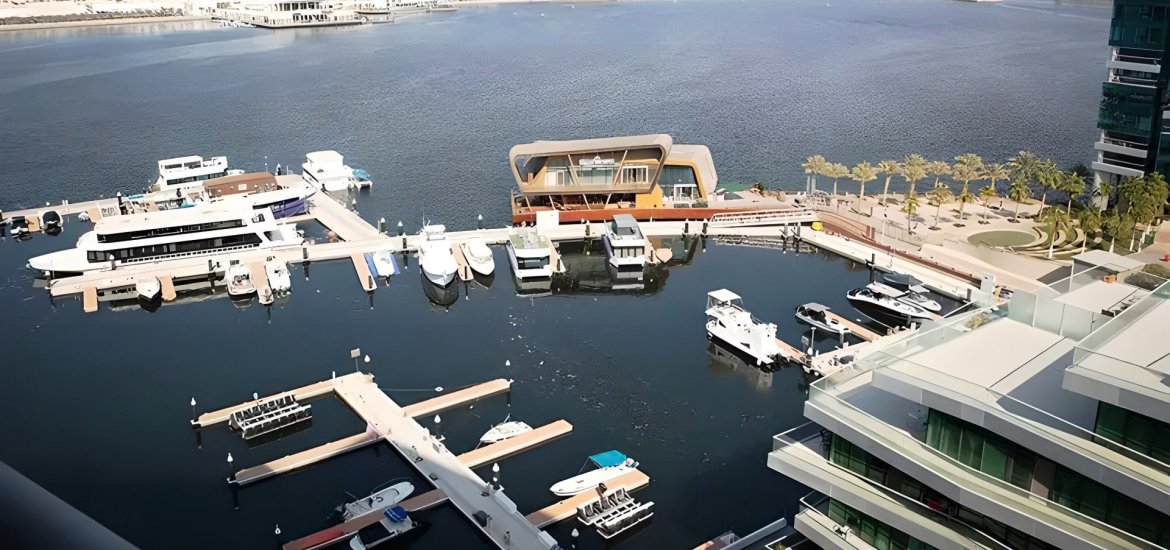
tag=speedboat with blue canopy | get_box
[549,450,639,496]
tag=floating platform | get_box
[233,431,379,486]
[450,242,474,282]
[526,469,650,529]
[192,377,344,428]
[823,310,881,342]
[351,253,376,292]
[228,394,312,440]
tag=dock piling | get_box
[378,217,385,233]
[397,221,404,236]
[684,220,689,235]
[477,214,484,230]
[226,453,234,481]
[492,462,501,490]
[190,397,197,422]
[702,221,708,236]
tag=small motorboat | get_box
[226,264,256,297]
[480,416,533,444]
[335,480,415,522]
[258,286,274,306]
[550,450,639,497]
[10,215,29,237]
[461,238,495,276]
[136,276,161,302]
[265,259,292,293]
[370,250,399,278]
[898,288,942,313]
[794,303,849,336]
[846,283,932,327]
[349,506,420,550]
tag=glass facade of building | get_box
[1093,401,1170,467]
[826,498,936,550]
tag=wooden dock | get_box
[824,311,882,342]
[159,275,176,302]
[350,253,376,292]
[525,469,651,529]
[191,377,348,428]
[401,378,512,418]
[460,420,573,468]
[774,338,808,364]
[451,243,474,282]
[82,287,98,313]
[233,431,381,486]
[548,242,566,274]
[249,262,272,301]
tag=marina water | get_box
[0,0,1109,548]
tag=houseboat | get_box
[508,134,787,224]
[302,150,372,192]
[152,155,235,193]
[603,214,646,281]
[27,205,298,276]
[506,227,553,281]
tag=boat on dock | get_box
[136,276,161,302]
[550,450,639,497]
[603,214,646,281]
[26,205,298,276]
[794,303,848,336]
[506,227,553,281]
[226,264,256,297]
[335,479,415,522]
[349,506,421,550]
[479,415,533,444]
[461,238,495,276]
[846,283,932,327]
[418,225,457,287]
[133,172,315,220]
[302,150,372,192]
[265,259,292,294]
[705,289,783,366]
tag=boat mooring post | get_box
[274,525,282,547]
[684,220,689,236]
[702,220,708,236]
[571,528,579,549]
[492,462,501,490]
[397,221,404,236]
[225,453,234,482]
[190,397,197,423]
[434,414,442,440]
[378,217,386,234]
[477,214,484,230]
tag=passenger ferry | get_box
[302,150,372,192]
[603,214,646,279]
[152,155,235,193]
[132,172,315,219]
[27,204,299,276]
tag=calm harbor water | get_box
[0,0,1109,548]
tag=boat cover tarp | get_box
[589,450,627,468]
[352,169,371,180]
[364,253,379,279]
[385,505,408,523]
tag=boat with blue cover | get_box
[550,450,639,496]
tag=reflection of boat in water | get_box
[550,450,639,496]
[707,340,774,389]
[420,271,458,307]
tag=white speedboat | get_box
[418,225,457,286]
[370,250,399,278]
[898,287,942,313]
[350,506,420,550]
[265,259,292,293]
[461,238,495,276]
[480,416,533,444]
[794,303,849,336]
[335,480,415,522]
[136,276,161,302]
[226,264,256,297]
[551,450,639,497]
[705,289,782,366]
[847,283,932,327]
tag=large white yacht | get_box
[705,289,783,366]
[302,150,372,192]
[133,173,315,219]
[27,205,299,276]
[603,214,647,278]
[152,155,235,193]
[417,225,457,287]
[506,227,553,280]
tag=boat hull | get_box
[706,324,776,366]
[846,297,928,327]
[550,465,635,496]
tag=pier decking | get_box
[193,378,339,427]
[451,242,474,282]
[824,311,881,342]
[350,253,376,292]
[233,432,380,485]
[773,339,808,364]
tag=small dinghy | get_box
[349,506,421,550]
[461,238,495,276]
[370,250,400,278]
[480,415,533,444]
[136,276,161,302]
[335,479,415,522]
[795,303,849,336]
[265,259,292,293]
[550,450,639,497]
[226,264,256,297]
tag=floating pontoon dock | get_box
[822,310,882,342]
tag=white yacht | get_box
[603,214,646,275]
[846,282,933,327]
[152,155,234,193]
[550,450,639,497]
[794,302,849,336]
[135,173,316,220]
[898,287,942,313]
[335,480,415,522]
[226,264,255,297]
[480,416,532,444]
[705,289,783,366]
[265,259,292,293]
[506,227,553,280]
[302,150,372,192]
[418,225,457,287]
[136,276,161,302]
[27,205,298,276]
[460,238,495,277]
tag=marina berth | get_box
[417,225,457,287]
[506,227,553,280]
[152,155,233,193]
[26,204,298,276]
[603,214,647,279]
[302,150,373,192]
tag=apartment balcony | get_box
[1108,72,1157,88]
[805,368,1160,550]
[793,496,878,550]
[768,424,1004,550]
[1107,50,1162,74]
[1092,156,1145,179]
[1094,133,1149,159]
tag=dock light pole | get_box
[274,525,282,545]
[190,397,197,422]
[492,462,500,490]
[434,414,442,440]
[226,453,234,481]
[571,528,579,549]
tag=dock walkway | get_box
[824,311,881,342]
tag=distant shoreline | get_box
[0,14,208,32]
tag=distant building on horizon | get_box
[1093,0,1170,191]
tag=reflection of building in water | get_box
[554,239,673,295]
[707,341,774,391]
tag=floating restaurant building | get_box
[768,261,1170,550]
[508,134,784,224]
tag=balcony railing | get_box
[1109,74,1157,87]
[1099,134,1150,151]
[1113,51,1162,66]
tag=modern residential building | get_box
[1092,0,1170,190]
[768,258,1170,550]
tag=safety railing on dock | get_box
[708,208,817,228]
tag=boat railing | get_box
[708,208,817,228]
[121,242,264,266]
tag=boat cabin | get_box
[706,288,743,311]
[204,172,280,198]
[156,155,229,192]
[509,134,721,223]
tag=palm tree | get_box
[1061,170,1086,215]
[979,184,997,224]
[1042,207,1071,258]
[850,162,878,209]
[877,160,901,206]
[923,160,950,196]
[951,154,983,223]
[1078,209,1102,252]
[802,155,829,194]
[1007,151,1039,214]
[901,191,921,232]
[1034,159,1062,213]
[1119,173,1170,250]
[928,182,954,229]
[1094,180,1113,211]
[1008,179,1030,222]
[826,162,850,198]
